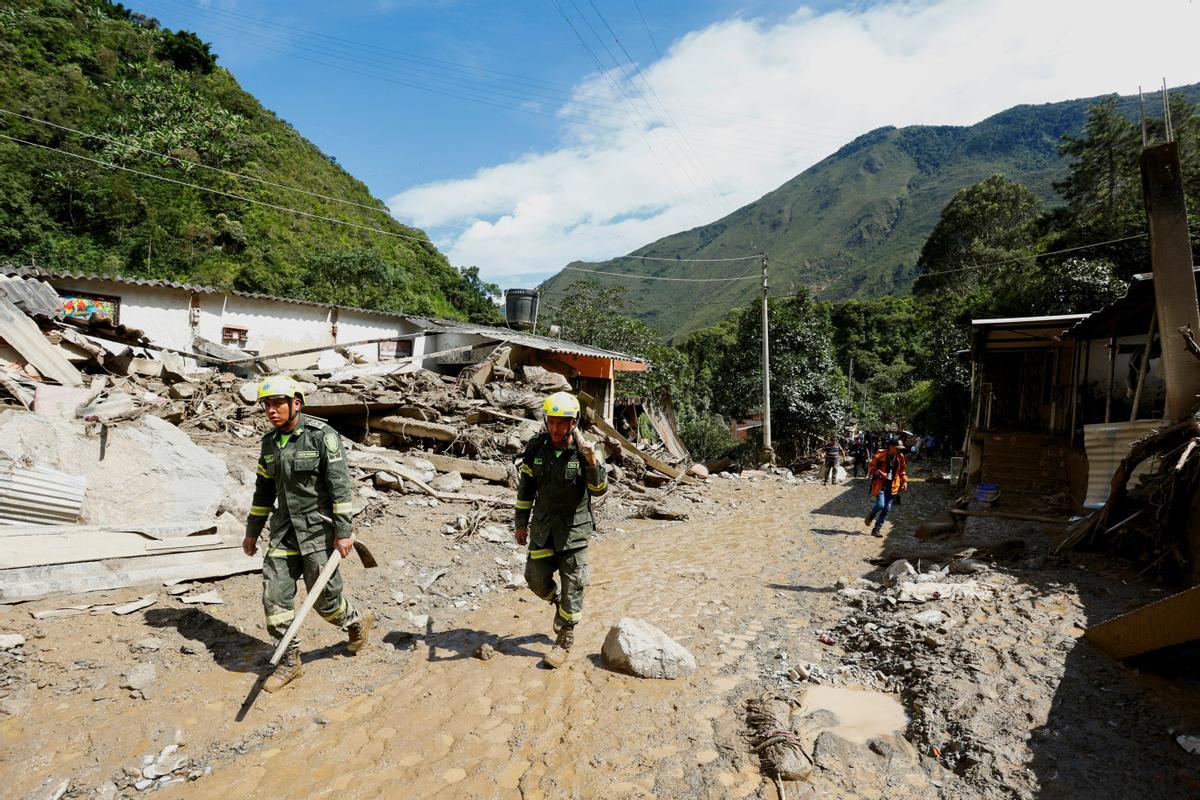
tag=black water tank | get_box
[504,289,539,330]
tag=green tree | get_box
[1054,96,1141,234]
[914,175,1042,294]
[547,281,686,400]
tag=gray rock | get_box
[429,471,464,493]
[812,730,878,777]
[911,609,947,627]
[95,782,118,800]
[601,618,696,679]
[882,559,917,588]
[0,412,227,526]
[949,558,989,574]
[121,663,157,691]
[0,634,26,650]
[132,638,162,653]
[797,708,840,730]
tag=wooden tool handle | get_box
[268,549,342,666]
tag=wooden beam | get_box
[420,451,509,483]
[1086,585,1200,660]
[947,508,1069,525]
[368,416,459,442]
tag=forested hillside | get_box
[0,0,498,320]
[540,84,1200,340]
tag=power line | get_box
[618,253,762,262]
[561,265,758,281]
[919,233,1149,278]
[0,133,434,245]
[149,0,859,144]
[584,0,725,201]
[631,0,661,59]
[0,108,392,217]
[550,0,714,222]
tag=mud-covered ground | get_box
[2,462,1198,799]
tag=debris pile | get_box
[1056,411,1200,582]
[0,272,712,603]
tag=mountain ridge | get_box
[540,84,1200,340]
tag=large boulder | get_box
[0,411,227,525]
[601,618,697,679]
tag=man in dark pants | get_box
[820,437,843,485]
[243,376,372,692]
[849,435,868,478]
[515,391,608,668]
[864,438,908,538]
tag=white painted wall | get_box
[46,276,432,372]
[337,308,424,363]
[53,278,193,353]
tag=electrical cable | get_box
[0,133,433,244]
[561,265,758,281]
[0,108,392,217]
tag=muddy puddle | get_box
[801,685,907,743]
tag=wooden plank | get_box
[947,509,1069,525]
[590,414,694,483]
[420,451,509,483]
[369,415,459,442]
[0,548,261,603]
[0,531,225,569]
[1086,585,1200,660]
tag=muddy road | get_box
[3,470,1198,799]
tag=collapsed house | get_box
[0,268,700,603]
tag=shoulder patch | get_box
[324,432,341,453]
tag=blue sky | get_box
[143,1,811,194]
[141,1,1200,289]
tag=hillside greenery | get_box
[541,84,1200,341]
[656,92,1199,461]
[0,0,500,321]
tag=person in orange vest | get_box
[864,437,908,538]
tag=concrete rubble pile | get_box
[0,273,713,602]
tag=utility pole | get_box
[760,253,772,460]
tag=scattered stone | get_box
[687,463,710,479]
[882,559,917,588]
[475,643,495,661]
[132,638,162,653]
[391,590,406,605]
[121,663,157,692]
[179,590,223,605]
[180,643,199,655]
[429,471,464,493]
[896,581,991,603]
[911,609,947,627]
[601,618,697,679]
[479,525,510,544]
[406,613,431,632]
[0,634,25,650]
[112,594,158,616]
[1179,734,1200,755]
[796,708,840,730]
[949,558,989,575]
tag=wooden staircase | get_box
[976,432,1072,494]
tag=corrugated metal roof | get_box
[2,266,644,364]
[0,275,63,318]
[4,266,418,320]
[429,320,646,363]
[1063,268,1200,340]
[0,459,87,526]
[971,314,1090,327]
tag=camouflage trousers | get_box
[524,546,590,628]
[262,544,360,651]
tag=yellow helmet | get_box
[257,375,304,403]
[543,391,580,419]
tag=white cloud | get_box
[387,0,1200,285]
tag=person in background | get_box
[849,435,868,478]
[820,436,843,485]
[864,438,908,538]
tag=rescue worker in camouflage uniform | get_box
[242,376,372,692]
[515,391,607,668]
